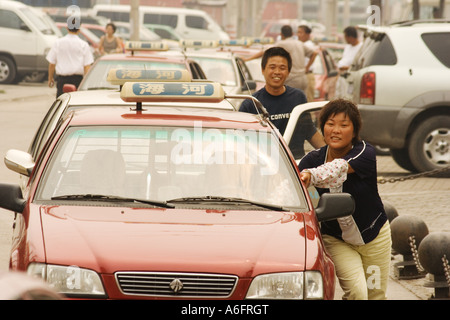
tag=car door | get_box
[283,101,328,207]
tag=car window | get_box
[0,9,23,30]
[143,13,178,29]
[28,99,63,160]
[190,57,237,87]
[421,32,450,68]
[353,33,397,70]
[97,10,129,22]
[79,60,188,90]
[186,15,208,30]
[36,126,306,209]
[236,57,253,83]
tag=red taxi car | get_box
[0,78,354,299]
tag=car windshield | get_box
[21,8,56,35]
[36,126,305,209]
[190,57,237,87]
[78,60,188,90]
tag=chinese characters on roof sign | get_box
[120,82,225,102]
[107,69,192,85]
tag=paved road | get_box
[0,82,448,300]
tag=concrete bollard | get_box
[390,215,428,279]
[418,232,450,300]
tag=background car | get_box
[0,79,354,300]
[182,40,260,107]
[74,42,206,92]
[346,20,450,174]
[144,23,183,41]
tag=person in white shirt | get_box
[335,26,362,98]
[47,20,94,97]
[338,26,362,71]
[298,25,319,102]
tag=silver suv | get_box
[346,21,450,174]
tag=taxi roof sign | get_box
[124,41,169,52]
[242,37,274,45]
[107,69,192,85]
[121,82,225,103]
[180,40,219,48]
[218,39,253,47]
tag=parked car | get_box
[0,1,61,84]
[91,4,230,40]
[182,40,260,107]
[144,23,183,41]
[346,21,450,173]
[74,41,206,92]
[0,77,354,299]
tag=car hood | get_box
[40,206,307,276]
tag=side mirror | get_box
[20,23,31,32]
[63,84,77,93]
[315,193,355,222]
[0,184,26,213]
[4,150,34,177]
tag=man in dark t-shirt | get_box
[239,47,324,153]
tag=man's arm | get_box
[48,63,55,88]
[308,131,326,149]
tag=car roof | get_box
[184,49,236,59]
[359,20,450,34]
[97,52,188,63]
[66,105,267,132]
[64,90,237,111]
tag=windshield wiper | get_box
[167,196,288,211]
[51,194,174,208]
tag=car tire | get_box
[390,148,417,173]
[407,115,450,175]
[0,56,17,85]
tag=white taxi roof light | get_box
[180,40,219,48]
[121,82,225,103]
[107,69,192,85]
[218,39,253,47]
[124,41,169,52]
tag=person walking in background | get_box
[98,22,123,55]
[299,99,391,300]
[297,25,319,102]
[335,26,362,97]
[338,26,362,72]
[46,19,94,98]
[240,47,324,157]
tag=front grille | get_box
[116,272,238,298]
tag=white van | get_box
[91,4,229,41]
[0,0,61,84]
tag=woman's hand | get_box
[300,170,312,188]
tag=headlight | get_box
[27,263,106,298]
[245,271,323,300]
